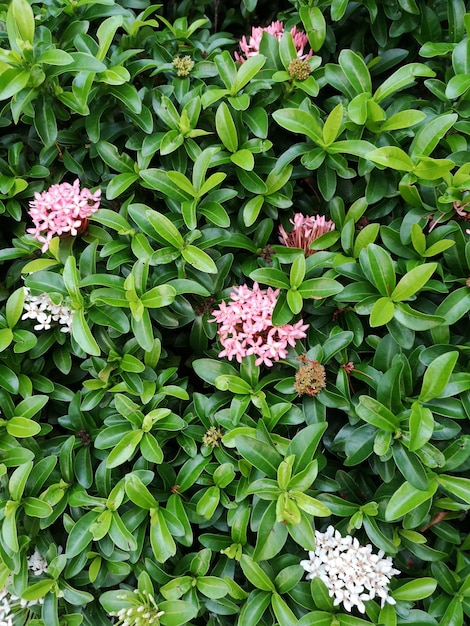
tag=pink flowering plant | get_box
[0,1,469,626]
[211,282,308,366]
[27,179,101,252]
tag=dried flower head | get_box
[300,526,400,614]
[27,179,100,252]
[235,20,312,63]
[172,55,195,77]
[22,287,75,333]
[203,425,224,448]
[288,58,311,81]
[109,589,164,626]
[279,213,335,256]
[211,282,308,367]
[294,355,326,396]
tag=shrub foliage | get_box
[0,0,470,624]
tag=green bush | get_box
[1,0,470,624]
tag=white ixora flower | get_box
[109,589,164,626]
[300,525,400,614]
[22,287,75,333]
[0,583,44,626]
[27,548,48,576]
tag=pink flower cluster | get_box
[235,20,312,63]
[27,179,101,252]
[279,213,335,256]
[211,282,308,367]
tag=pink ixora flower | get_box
[235,20,312,63]
[27,179,101,252]
[279,213,335,256]
[211,282,308,367]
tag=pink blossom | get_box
[211,282,308,367]
[27,179,101,252]
[279,213,335,256]
[235,21,312,63]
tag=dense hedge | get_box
[1,0,470,625]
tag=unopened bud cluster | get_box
[288,58,311,80]
[172,55,194,76]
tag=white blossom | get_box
[300,525,400,613]
[22,287,75,333]
[109,589,164,626]
[27,548,48,576]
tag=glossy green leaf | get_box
[419,351,459,403]
[385,476,438,521]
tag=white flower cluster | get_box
[0,587,13,626]
[0,586,43,626]
[109,590,164,626]
[22,287,75,333]
[27,548,48,576]
[300,525,400,614]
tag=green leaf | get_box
[300,6,326,50]
[145,210,184,249]
[409,113,458,157]
[419,351,459,403]
[141,285,176,308]
[437,474,470,504]
[235,435,283,479]
[380,109,426,131]
[158,598,198,626]
[0,364,19,394]
[6,287,25,329]
[356,396,400,431]
[216,102,238,152]
[370,297,395,327]
[150,508,176,563]
[446,75,470,99]
[230,149,255,170]
[106,173,139,200]
[366,146,415,172]
[91,208,133,232]
[360,244,396,296]
[9,460,33,501]
[239,556,275,591]
[392,443,428,490]
[298,278,343,298]
[250,268,290,289]
[6,0,35,51]
[385,476,438,521]
[243,195,264,227]
[72,309,100,356]
[322,103,343,145]
[373,63,435,103]
[391,263,436,301]
[181,245,217,273]
[272,109,323,143]
[6,416,41,438]
[106,430,143,468]
[409,402,434,451]
[253,501,288,561]
[0,69,30,101]
[271,592,297,626]
[232,54,266,92]
[436,288,470,325]
[125,473,158,509]
[339,50,371,94]
[393,578,437,601]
